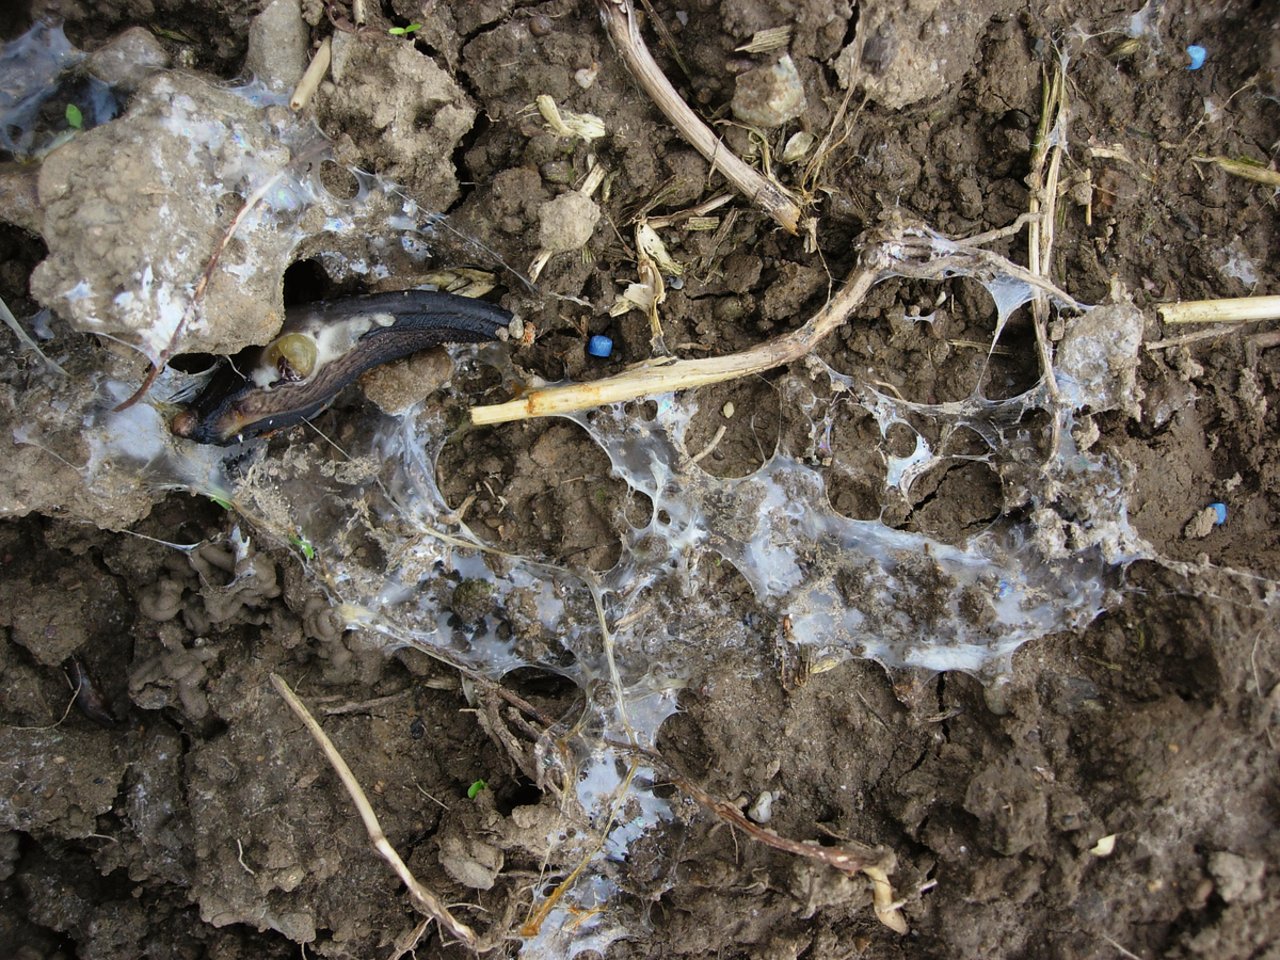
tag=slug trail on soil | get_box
[78,259,1147,953]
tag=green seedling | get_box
[151,27,196,43]
[206,494,234,511]
[389,22,422,36]
[289,533,316,560]
[65,104,83,129]
[466,779,487,800]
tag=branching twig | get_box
[471,224,1076,425]
[593,0,803,235]
[269,673,480,948]
[458,664,905,931]
[661,765,883,873]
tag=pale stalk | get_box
[471,263,878,425]
[1158,295,1280,325]
[593,0,802,235]
[270,674,479,947]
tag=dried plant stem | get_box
[1157,295,1280,325]
[651,756,906,932]
[520,761,639,937]
[1192,155,1280,186]
[665,766,884,873]
[473,261,878,424]
[594,0,802,235]
[1147,328,1254,351]
[290,37,332,112]
[645,193,733,229]
[1026,62,1066,407]
[269,674,479,948]
[473,224,1074,426]
[358,649,906,933]
[0,293,66,375]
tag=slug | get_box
[171,290,513,445]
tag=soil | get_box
[2,1,1279,959]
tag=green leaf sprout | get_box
[388,22,422,36]
[466,779,487,799]
[289,533,316,560]
[65,104,83,129]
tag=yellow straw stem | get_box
[1158,295,1280,325]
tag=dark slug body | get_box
[172,290,512,445]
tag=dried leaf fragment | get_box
[636,222,683,276]
[537,94,606,142]
[781,130,815,164]
[1192,155,1280,186]
[735,26,792,54]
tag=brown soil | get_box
[2,1,1278,959]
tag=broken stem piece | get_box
[594,0,803,235]
[113,139,331,411]
[473,261,878,424]
[389,651,904,932]
[0,293,66,376]
[1025,62,1066,407]
[1192,155,1280,186]
[1157,295,1280,325]
[653,757,906,932]
[290,36,332,112]
[269,674,479,948]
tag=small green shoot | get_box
[65,104,83,129]
[206,494,234,511]
[389,22,422,36]
[466,779,487,800]
[151,27,196,44]
[289,533,316,561]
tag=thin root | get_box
[689,424,727,463]
[270,673,480,948]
